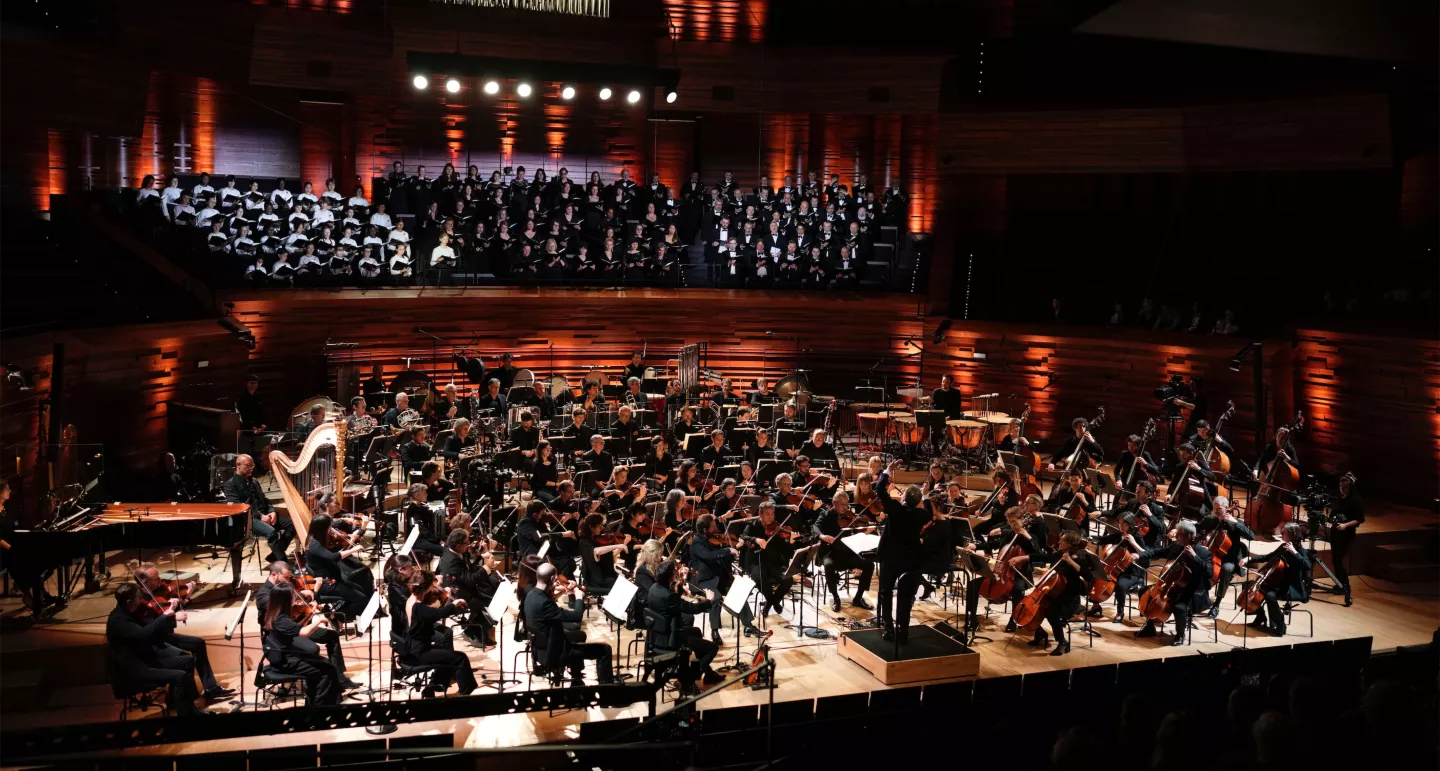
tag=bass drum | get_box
[549,374,571,398]
[512,368,535,390]
[288,395,343,431]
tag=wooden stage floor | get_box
[1,471,1436,760]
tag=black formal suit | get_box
[105,607,202,716]
[523,586,613,684]
[645,581,718,684]
[436,548,497,642]
[221,472,293,579]
[874,472,931,636]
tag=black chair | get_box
[107,650,171,721]
[388,638,437,696]
[254,664,307,709]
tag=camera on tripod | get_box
[1153,374,1191,402]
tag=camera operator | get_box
[1325,473,1363,607]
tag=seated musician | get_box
[1196,496,1256,618]
[106,584,208,718]
[563,407,594,453]
[475,378,507,417]
[132,563,234,700]
[1086,512,1152,625]
[516,500,549,561]
[548,481,592,579]
[972,470,1024,541]
[528,439,560,504]
[524,563,616,687]
[383,392,410,430]
[402,570,480,696]
[1133,520,1212,645]
[743,427,778,468]
[611,405,639,455]
[622,377,645,408]
[748,378,777,406]
[580,381,605,414]
[671,406,702,457]
[1030,531,1102,657]
[304,513,373,618]
[1046,469,1097,521]
[645,434,675,488]
[256,561,355,687]
[400,426,433,474]
[922,461,949,495]
[579,434,615,496]
[742,501,798,618]
[1241,524,1311,637]
[698,429,732,474]
[402,484,445,561]
[813,490,875,612]
[634,539,663,593]
[525,379,559,422]
[1162,442,1218,516]
[768,472,811,523]
[709,478,746,523]
[578,513,629,594]
[1047,417,1104,471]
[963,506,1047,636]
[439,418,475,461]
[512,411,541,459]
[436,530,498,647]
[690,513,761,641]
[919,482,963,586]
[431,383,459,424]
[222,454,295,586]
[1113,433,1159,488]
[618,503,654,568]
[677,461,718,508]
[420,462,454,511]
[775,405,805,456]
[261,581,343,706]
[792,455,837,496]
[646,559,723,695]
[738,460,765,493]
[295,404,327,442]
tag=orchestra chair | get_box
[113,682,172,721]
[1279,602,1315,638]
[640,608,688,704]
[254,664,308,710]
[387,639,438,697]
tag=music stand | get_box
[601,576,640,677]
[952,549,994,645]
[397,524,420,557]
[776,428,806,453]
[718,573,759,673]
[782,543,826,639]
[480,579,521,690]
[223,590,255,711]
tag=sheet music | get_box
[397,524,420,557]
[538,539,551,559]
[224,590,252,641]
[840,532,881,555]
[602,575,638,619]
[486,578,515,622]
[723,574,756,615]
[355,589,381,632]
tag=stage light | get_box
[665,89,677,104]
[483,80,500,95]
[561,85,576,100]
[598,87,613,100]
[626,90,641,104]
[412,75,429,90]
[445,78,461,93]
[516,82,532,98]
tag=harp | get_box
[269,420,348,549]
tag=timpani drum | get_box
[947,419,986,448]
[984,415,1014,444]
[892,415,927,445]
[856,412,892,438]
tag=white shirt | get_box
[297,253,321,269]
[231,236,256,255]
[430,245,455,264]
[312,209,335,226]
[219,186,243,203]
[348,196,370,209]
[270,188,293,207]
[363,235,385,249]
[297,193,319,208]
[192,183,214,199]
[387,229,410,244]
[369,212,393,229]
[272,258,293,272]
[137,187,159,202]
[322,190,344,205]
[246,263,267,276]
[196,207,220,228]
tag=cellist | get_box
[1086,513,1154,625]
[1027,531,1100,656]
[962,506,1046,636]
[1196,496,1256,618]
[1133,520,1211,645]
[1240,521,1311,636]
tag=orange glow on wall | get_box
[42,129,67,211]
[543,90,570,163]
[763,114,806,188]
[193,77,217,175]
[902,114,936,232]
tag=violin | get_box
[1011,538,1088,631]
[286,573,329,624]
[551,573,578,599]
[852,487,885,518]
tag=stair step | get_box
[0,669,45,711]
[1372,561,1440,584]
[1375,543,1427,556]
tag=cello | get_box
[975,516,1031,602]
[1137,549,1193,624]
[1087,521,1136,603]
[1248,412,1304,534]
[1012,536,1087,631]
[1203,515,1233,583]
[1239,549,1288,613]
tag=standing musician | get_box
[106,585,209,718]
[1029,531,1101,656]
[1133,520,1211,645]
[742,500,799,619]
[437,529,499,647]
[1327,473,1363,606]
[1086,512,1155,624]
[1254,426,1300,481]
[493,353,520,391]
[255,561,355,688]
[812,490,875,612]
[1241,522,1312,637]
[645,434,676,488]
[1197,496,1256,618]
[524,563,616,687]
[222,454,294,587]
[131,563,234,700]
[476,378,508,416]
[689,513,761,641]
[578,513,629,593]
[930,374,964,420]
[963,506,1047,635]
[1187,420,1236,464]
[646,559,724,695]
[304,513,374,617]
[403,484,445,560]
[261,580,343,706]
[400,426,433,473]
[1113,434,1159,489]
[1048,417,1104,470]
[873,461,931,643]
[699,429,732,473]
[402,570,480,696]
[528,439,560,504]
[511,411,541,459]
[579,434,615,496]
[621,351,647,385]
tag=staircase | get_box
[1369,541,1440,584]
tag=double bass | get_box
[1012,405,1043,499]
[1249,412,1304,534]
[1121,418,1158,494]
[1200,401,1236,479]
[1057,407,1106,471]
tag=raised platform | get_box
[837,624,979,684]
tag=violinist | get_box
[678,460,717,508]
[737,460,765,493]
[690,512,761,641]
[873,462,931,644]
[579,434,615,496]
[579,512,629,593]
[1047,417,1104,471]
[516,500,549,560]
[305,513,374,617]
[645,435,676,488]
[1197,496,1256,618]
[256,561,355,687]
[523,439,559,505]
[922,461,948,496]
[634,539,663,593]
[646,559,724,696]
[131,563,233,700]
[711,478,746,523]
[1254,426,1300,481]
[813,490,875,612]
[920,481,965,578]
[769,473,813,522]
[403,571,480,696]
[1133,520,1211,645]
[1027,531,1100,656]
[403,484,445,560]
[1113,434,1159,489]
[850,471,886,521]
[523,564,618,687]
[963,507,1046,636]
[400,426,433,473]
[261,580,343,705]
[1086,513,1151,625]
[1327,473,1363,606]
[512,411,541,459]
[437,530,499,647]
[547,480,592,578]
[742,500,798,618]
[600,465,646,513]
[792,455,837,496]
[563,407,594,451]
[699,429,733,473]
[105,584,208,718]
[1240,521,1311,637]
[624,501,665,555]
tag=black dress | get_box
[264,615,340,705]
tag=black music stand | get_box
[782,543,826,639]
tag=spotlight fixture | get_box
[626,89,641,104]
[561,85,576,100]
[1228,342,1257,372]
[516,82,532,98]
[665,89,677,104]
[483,80,500,95]
[412,74,429,90]
[445,78,461,93]
[598,87,613,100]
